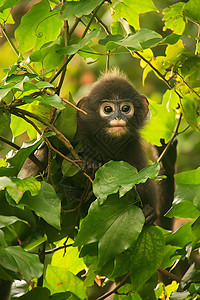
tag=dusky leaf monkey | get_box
[76,69,162,225]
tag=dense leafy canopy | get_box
[0,0,200,299]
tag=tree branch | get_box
[9,107,80,160]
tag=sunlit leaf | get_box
[60,0,103,19]
[113,0,158,30]
[15,0,63,52]
[141,99,176,146]
[44,265,87,299]
[51,238,85,275]
[163,2,186,34]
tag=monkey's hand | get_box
[143,204,157,225]
[80,147,104,177]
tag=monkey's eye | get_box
[100,102,115,117]
[104,106,113,114]
[121,105,131,113]
[120,102,134,116]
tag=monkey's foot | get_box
[143,204,157,225]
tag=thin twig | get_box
[157,112,182,163]
[45,244,73,254]
[158,267,181,283]
[62,98,87,115]
[44,138,93,183]
[97,272,130,300]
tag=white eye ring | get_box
[100,102,115,117]
[120,102,134,116]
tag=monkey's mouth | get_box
[107,124,127,136]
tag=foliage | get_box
[0,0,199,299]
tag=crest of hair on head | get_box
[99,68,129,81]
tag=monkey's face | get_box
[99,100,134,137]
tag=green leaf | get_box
[174,167,200,210]
[0,246,43,281]
[0,176,17,190]
[44,265,87,299]
[19,182,61,230]
[161,245,182,269]
[106,29,162,51]
[55,94,77,140]
[93,161,160,202]
[166,168,200,218]
[130,226,164,290]
[165,220,195,247]
[60,0,103,19]
[11,101,51,139]
[141,98,176,146]
[6,177,41,204]
[74,194,145,266]
[166,200,200,219]
[0,139,42,177]
[58,29,100,55]
[15,0,63,52]
[40,94,65,110]
[0,0,21,12]
[51,238,85,275]
[182,94,198,130]
[0,215,27,228]
[113,0,158,30]
[162,2,186,35]
[183,0,200,24]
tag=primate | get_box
[76,69,158,224]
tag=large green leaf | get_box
[74,194,145,266]
[15,0,63,52]
[60,0,103,19]
[0,246,43,281]
[93,161,160,202]
[130,226,164,290]
[44,265,87,299]
[19,182,61,229]
[113,0,158,30]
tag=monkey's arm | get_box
[80,145,104,177]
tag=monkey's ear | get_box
[142,96,149,118]
[76,97,89,111]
